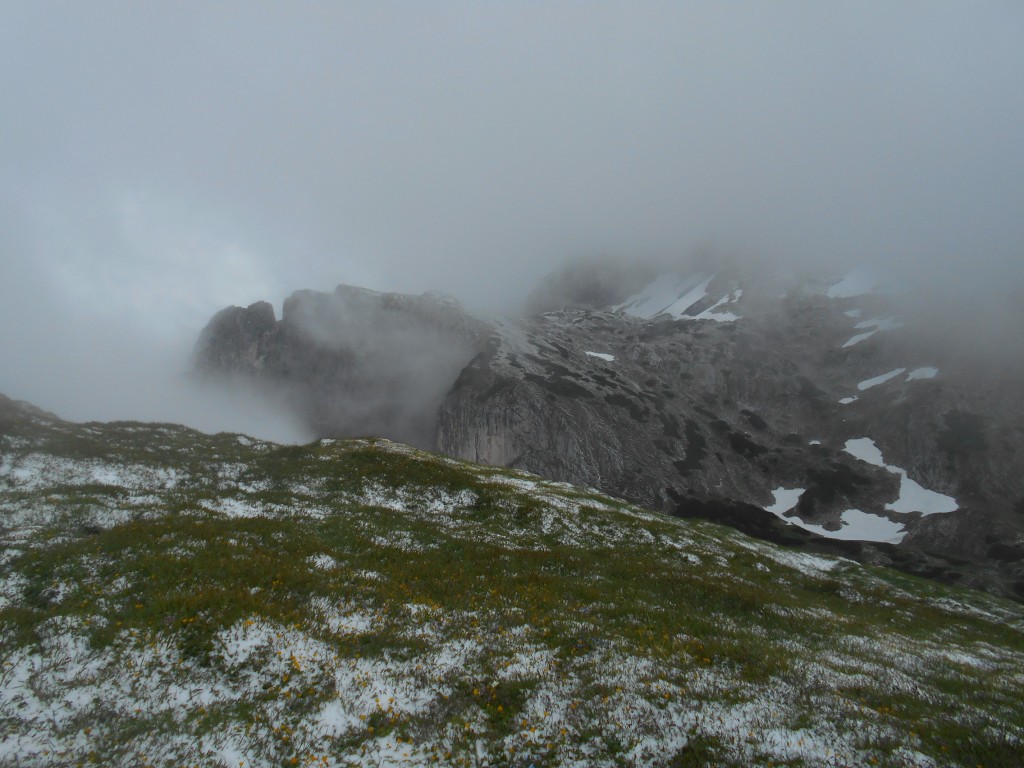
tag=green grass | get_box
[1,406,1024,767]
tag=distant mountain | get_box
[1,394,1023,766]
[194,265,1024,600]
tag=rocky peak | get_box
[195,285,492,448]
[194,301,277,375]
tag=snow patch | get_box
[661,275,714,318]
[764,438,954,542]
[886,472,958,515]
[615,273,708,318]
[843,438,885,467]
[842,317,902,348]
[843,438,957,515]
[210,496,266,518]
[856,317,902,332]
[906,367,938,381]
[857,368,906,390]
[615,274,741,322]
[763,485,905,544]
[691,289,743,322]
[825,510,906,544]
[758,547,841,576]
[308,553,339,570]
[766,487,804,515]
[842,330,879,348]
[772,508,906,545]
[827,269,879,298]
[584,351,615,362]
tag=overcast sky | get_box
[1,2,1022,429]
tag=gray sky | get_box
[1,2,1023,430]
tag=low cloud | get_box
[1,2,1022,434]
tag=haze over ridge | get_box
[1,2,1022,436]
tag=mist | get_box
[1,2,1022,437]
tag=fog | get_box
[266,286,481,447]
[1,3,1022,437]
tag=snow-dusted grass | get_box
[1,412,1023,767]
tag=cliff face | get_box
[194,285,492,447]
[196,272,1024,598]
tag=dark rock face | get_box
[195,285,491,447]
[196,273,1024,599]
[194,301,278,374]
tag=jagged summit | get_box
[194,265,1024,599]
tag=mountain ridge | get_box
[193,266,1024,600]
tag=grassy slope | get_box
[1,401,1023,767]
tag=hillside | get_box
[2,394,1023,767]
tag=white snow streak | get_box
[857,368,906,390]
[841,317,902,348]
